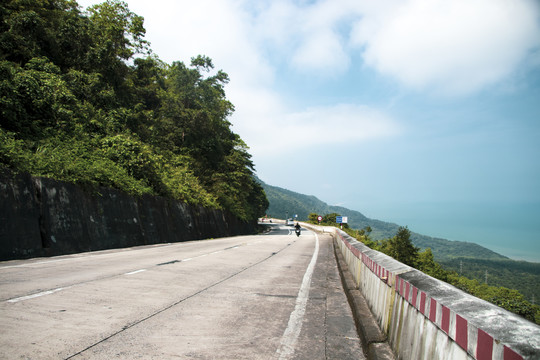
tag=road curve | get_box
[0,224,364,359]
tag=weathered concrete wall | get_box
[314,225,540,360]
[0,170,255,260]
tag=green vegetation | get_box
[379,226,419,268]
[439,258,540,307]
[0,0,267,221]
[309,213,540,324]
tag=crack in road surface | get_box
[156,259,180,266]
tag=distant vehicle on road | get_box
[286,218,294,226]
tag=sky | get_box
[78,0,540,262]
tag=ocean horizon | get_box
[364,201,540,263]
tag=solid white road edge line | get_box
[276,232,320,359]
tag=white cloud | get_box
[236,103,401,157]
[289,0,352,72]
[349,0,540,95]
[250,0,353,74]
[75,0,538,160]
[291,28,350,72]
[77,0,540,95]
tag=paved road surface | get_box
[0,224,364,359]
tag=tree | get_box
[158,59,234,170]
[384,226,419,267]
[0,57,77,139]
[85,0,149,61]
[85,0,150,91]
[357,226,377,248]
[487,287,536,321]
[417,248,448,281]
[308,213,319,223]
[0,0,88,67]
[209,138,268,220]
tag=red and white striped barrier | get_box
[332,228,539,360]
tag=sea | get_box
[366,201,540,263]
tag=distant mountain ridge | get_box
[259,180,540,302]
[260,180,508,261]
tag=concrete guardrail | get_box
[306,223,539,360]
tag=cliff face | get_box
[0,170,255,261]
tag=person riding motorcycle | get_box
[294,222,301,236]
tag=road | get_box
[0,224,364,359]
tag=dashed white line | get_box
[7,287,69,303]
[4,240,268,303]
[125,269,147,275]
[0,258,73,270]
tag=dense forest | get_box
[439,257,540,306]
[261,181,540,324]
[0,0,268,221]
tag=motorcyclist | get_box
[294,222,301,236]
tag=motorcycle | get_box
[295,227,301,237]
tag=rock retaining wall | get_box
[0,170,255,260]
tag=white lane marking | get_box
[276,232,320,359]
[2,241,261,271]
[125,269,147,275]
[4,241,268,301]
[0,258,74,270]
[7,287,69,303]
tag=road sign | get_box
[336,216,348,224]
[317,216,322,222]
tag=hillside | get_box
[261,180,540,302]
[439,257,540,303]
[262,180,507,261]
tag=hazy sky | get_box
[78,0,540,261]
